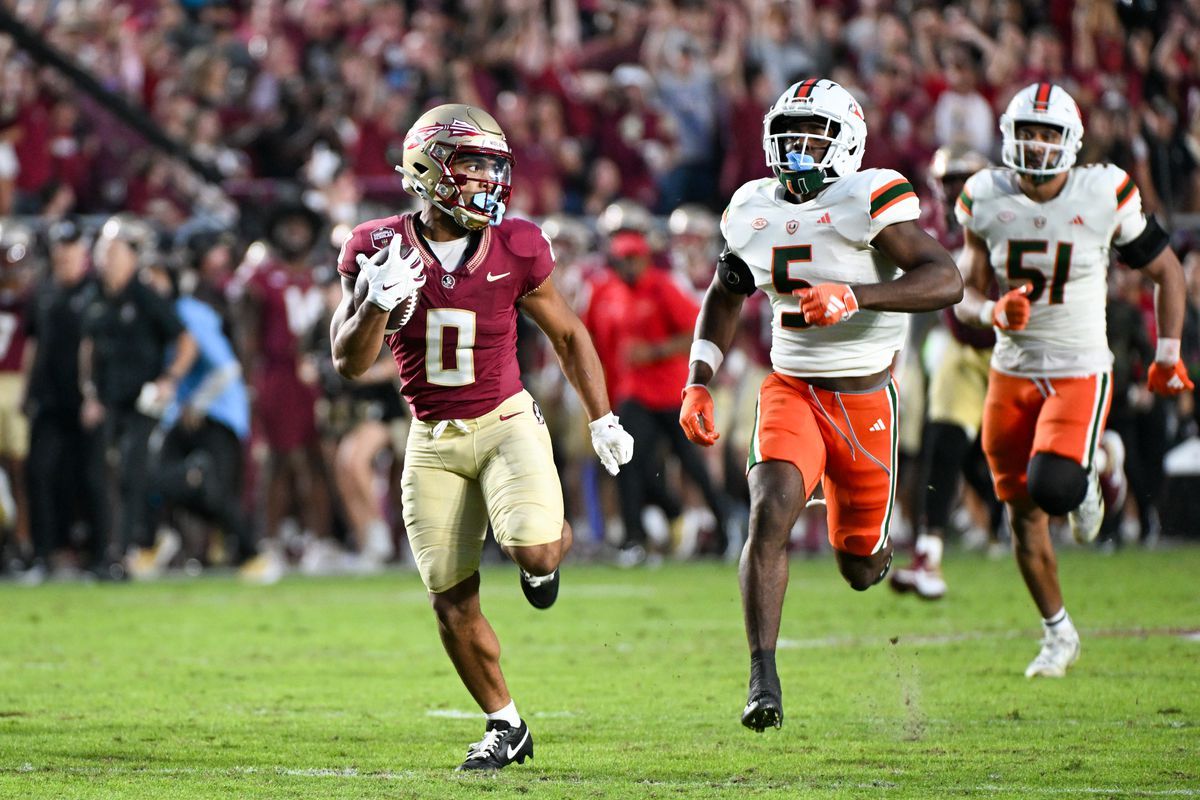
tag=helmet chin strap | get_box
[780,151,826,196]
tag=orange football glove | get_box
[794,283,859,326]
[993,284,1032,330]
[680,385,719,446]
[1147,361,1195,396]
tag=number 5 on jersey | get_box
[772,245,813,329]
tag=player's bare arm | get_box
[854,220,964,311]
[686,271,748,388]
[330,275,390,379]
[1139,241,1194,394]
[954,228,998,328]
[1141,246,1187,344]
[518,276,612,421]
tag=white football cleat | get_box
[1068,465,1104,544]
[1024,625,1080,678]
[889,555,947,600]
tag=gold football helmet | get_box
[397,104,513,230]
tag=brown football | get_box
[353,268,420,334]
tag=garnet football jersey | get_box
[339,213,555,421]
[721,170,921,378]
[243,261,324,368]
[956,165,1145,377]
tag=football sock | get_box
[749,649,779,693]
[914,534,943,567]
[1043,608,1070,630]
[485,700,521,727]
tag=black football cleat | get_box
[742,691,784,732]
[519,568,559,610]
[742,662,784,732]
[456,719,533,771]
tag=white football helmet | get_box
[397,104,513,230]
[762,79,867,195]
[999,83,1083,177]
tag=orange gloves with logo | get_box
[794,284,859,326]
[991,284,1032,330]
[679,385,719,446]
[1148,361,1194,396]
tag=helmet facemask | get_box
[1002,122,1075,181]
[766,114,846,196]
[403,142,513,230]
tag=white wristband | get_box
[689,339,724,374]
[1156,337,1181,365]
[978,300,996,328]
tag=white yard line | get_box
[7,765,1197,795]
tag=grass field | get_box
[2,546,1198,799]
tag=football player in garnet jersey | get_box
[954,83,1192,678]
[330,104,633,771]
[679,79,962,733]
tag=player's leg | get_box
[741,460,807,732]
[894,341,990,598]
[982,372,1079,676]
[402,421,531,770]
[334,419,395,565]
[479,392,568,610]
[739,374,824,732]
[822,379,900,591]
[1029,373,1113,545]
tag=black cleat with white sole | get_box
[519,568,559,610]
[456,719,534,771]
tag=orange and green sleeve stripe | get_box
[956,189,973,217]
[1116,173,1138,211]
[870,179,917,218]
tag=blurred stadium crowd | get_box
[1,0,1199,583]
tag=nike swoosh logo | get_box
[499,412,522,421]
[486,272,511,282]
[506,729,530,760]
[381,283,399,291]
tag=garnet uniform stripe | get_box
[870,180,916,218]
[1116,175,1137,210]
[1034,83,1052,111]
[793,79,818,99]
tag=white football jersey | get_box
[956,164,1145,377]
[721,169,921,378]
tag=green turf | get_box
[2,546,1198,799]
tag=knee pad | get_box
[1027,452,1087,515]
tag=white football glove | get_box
[356,235,426,312]
[589,412,634,476]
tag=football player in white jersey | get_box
[954,83,1193,678]
[678,78,963,732]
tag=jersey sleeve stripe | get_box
[870,178,907,204]
[956,191,974,217]
[1116,176,1137,209]
[870,182,917,218]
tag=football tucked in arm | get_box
[353,268,420,334]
